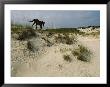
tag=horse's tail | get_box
[29,19,36,22]
[29,20,33,22]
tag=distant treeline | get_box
[78,26,100,29]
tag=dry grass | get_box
[60,48,72,53]
[17,29,37,40]
[55,33,77,45]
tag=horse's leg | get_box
[40,24,42,29]
[42,23,44,27]
[32,22,35,26]
[36,24,37,29]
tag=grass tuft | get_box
[63,55,72,62]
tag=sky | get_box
[11,10,100,28]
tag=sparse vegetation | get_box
[45,28,80,34]
[46,32,54,38]
[72,45,92,62]
[87,31,100,37]
[60,48,72,53]
[11,24,37,40]
[11,24,32,34]
[58,64,63,70]
[11,24,100,39]
[72,49,80,56]
[17,29,37,40]
[64,34,74,45]
[55,33,77,45]
[63,55,72,62]
[81,31,100,37]
[42,37,53,47]
[11,23,99,76]
[27,41,37,52]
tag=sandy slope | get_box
[11,30,100,77]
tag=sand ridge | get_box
[11,29,100,77]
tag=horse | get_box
[29,19,45,29]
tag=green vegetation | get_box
[11,24,32,29]
[72,45,92,62]
[11,24,32,34]
[11,24,37,40]
[11,24,100,41]
[11,24,99,33]
[44,28,80,34]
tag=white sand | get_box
[11,30,100,77]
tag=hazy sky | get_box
[11,10,100,28]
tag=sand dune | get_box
[11,29,100,77]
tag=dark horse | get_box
[29,19,45,29]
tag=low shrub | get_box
[27,41,37,52]
[17,29,37,40]
[72,45,92,62]
[63,55,72,62]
